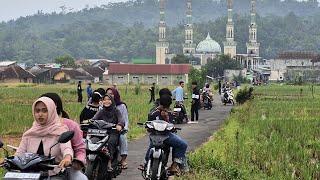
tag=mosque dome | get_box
[196,33,222,54]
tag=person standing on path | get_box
[149,83,155,104]
[190,81,200,123]
[77,81,83,103]
[86,83,93,101]
[218,80,222,95]
[172,80,188,122]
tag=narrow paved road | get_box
[117,95,233,180]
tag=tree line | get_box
[0,0,319,64]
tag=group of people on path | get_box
[149,80,212,123]
[7,80,215,179]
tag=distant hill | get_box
[0,0,319,64]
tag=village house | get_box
[0,61,34,83]
[269,52,320,81]
[106,64,191,85]
[77,66,105,83]
[53,68,93,83]
[75,59,119,71]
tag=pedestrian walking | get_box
[86,83,93,101]
[218,80,222,95]
[77,81,83,103]
[190,81,200,123]
[149,83,156,104]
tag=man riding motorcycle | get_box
[143,94,188,175]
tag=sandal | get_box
[137,164,145,171]
[121,162,128,169]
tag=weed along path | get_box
[117,94,233,180]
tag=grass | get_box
[0,83,191,161]
[0,83,165,137]
[180,84,320,179]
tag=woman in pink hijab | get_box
[16,97,73,175]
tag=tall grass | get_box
[181,84,320,179]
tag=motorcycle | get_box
[137,120,181,180]
[221,89,235,105]
[172,97,188,124]
[0,131,74,180]
[172,103,185,124]
[80,120,122,180]
[202,91,212,110]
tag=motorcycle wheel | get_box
[86,157,111,180]
[151,159,160,180]
[231,99,235,105]
[85,159,99,180]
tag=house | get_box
[0,63,34,83]
[53,68,93,83]
[90,59,119,70]
[77,66,104,83]
[29,68,51,84]
[75,59,119,71]
[269,51,320,81]
[106,64,191,85]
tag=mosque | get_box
[155,0,261,71]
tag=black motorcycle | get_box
[172,97,188,124]
[202,91,212,110]
[138,120,181,180]
[172,103,185,124]
[0,131,74,180]
[81,120,122,180]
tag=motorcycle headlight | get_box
[166,126,174,131]
[88,143,101,151]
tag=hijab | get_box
[106,88,126,107]
[23,97,68,137]
[40,93,70,119]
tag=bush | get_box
[134,84,141,95]
[235,87,254,104]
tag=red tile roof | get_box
[108,64,191,75]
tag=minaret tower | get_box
[156,0,169,64]
[183,0,196,55]
[246,0,260,57]
[223,0,237,58]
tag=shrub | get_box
[235,87,254,104]
[134,84,141,95]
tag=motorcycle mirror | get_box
[58,131,74,143]
[48,131,74,158]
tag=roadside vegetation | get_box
[181,84,320,179]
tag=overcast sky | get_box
[0,0,127,22]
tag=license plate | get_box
[88,129,107,136]
[4,172,41,179]
[174,108,181,112]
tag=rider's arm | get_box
[15,136,28,156]
[117,104,129,130]
[58,141,74,168]
[92,108,103,120]
[116,110,125,128]
[64,119,86,165]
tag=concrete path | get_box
[117,95,233,180]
